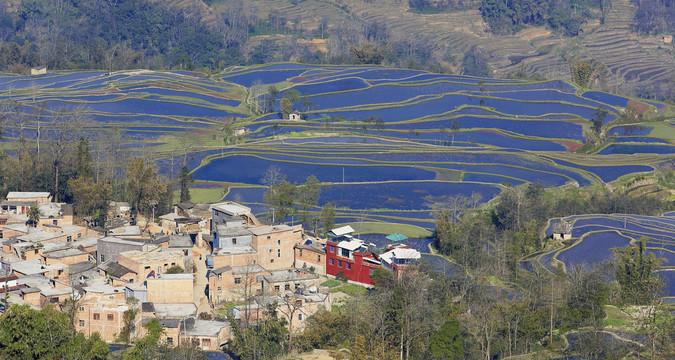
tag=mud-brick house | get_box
[552,221,573,240]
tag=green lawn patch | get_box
[321,279,342,288]
[173,187,226,204]
[603,305,633,328]
[345,222,431,238]
[331,284,367,296]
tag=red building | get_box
[325,237,381,286]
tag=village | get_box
[0,191,421,352]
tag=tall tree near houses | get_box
[45,104,86,202]
[319,202,335,236]
[178,165,193,203]
[126,157,167,220]
[27,206,40,227]
[297,175,321,233]
[75,136,93,179]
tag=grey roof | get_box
[6,192,50,199]
[44,248,87,259]
[168,235,192,248]
[71,235,101,249]
[69,261,95,274]
[183,320,229,337]
[142,302,155,313]
[213,246,256,256]
[249,224,292,236]
[211,264,266,276]
[211,266,231,275]
[176,201,195,210]
[99,236,145,246]
[153,274,193,280]
[152,303,197,318]
[215,225,251,238]
[552,221,573,234]
[98,261,136,277]
[264,269,317,283]
[20,287,41,294]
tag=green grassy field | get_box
[344,222,432,238]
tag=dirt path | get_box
[193,246,212,316]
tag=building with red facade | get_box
[325,226,423,286]
[325,236,380,286]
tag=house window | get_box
[369,269,374,275]
[202,338,211,347]
[217,287,222,293]
[66,236,72,243]
[330,246,335,253]
[277,249,280,258]
[144,266,150,270]
[298,313,303,320]
[318,255,321,262]
[267,236,271,240]
[52,220,58,226]
[329,259,334,265]
[285,284,290,291]
[232,238,237,245]
[299,249,303,256]
[338,260,342,268]
[270,259,274,263]
[50,298,59,303]
[57,270,63,275]
[107,314,114,321]
[277,240,281,245]
[269,249,272,253]
[346,263,351,270]
[34,249,39,254]
[100,254,105,262]
[218,274,222,280]
[79,306,84,312]
[93,313,100,320]
[256,276,262,282]
[166,337,173,345]
[77,233,82,238]
[341,249,350,258]
[274,285,280,292]
[234,277,241,284]
[79,320,85,327]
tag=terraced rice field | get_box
[535,214,675,298]
[0,63,672,230]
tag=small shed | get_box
[30,66,47,76]
[664,35,673,44]
[552,221,573,240]
[288,111,301,121]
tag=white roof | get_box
[330,225,354,237]
[337,239,364,251]
[6,192,50,199]
[211,202,250,216]
[380,248,421,264]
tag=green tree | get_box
[0,304,108,360]
[350,42,387,64]
[280,97,293,119]
[178,165,193,203]
[319,202,336,235]
[165,265,184,274]
[126,157,167,219]
[27,205,39,227]
[612,238,664,304]
[569,58,606,88]
[591,106,609,135]
[297,175,321,233]
[74,136,93,179]
[68,176,110,225]
[461,46,491,77]
[263,180,298,224]
[430,317,463,359]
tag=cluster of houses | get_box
[0,192,422,352]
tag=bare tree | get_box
[45,104,87,202]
